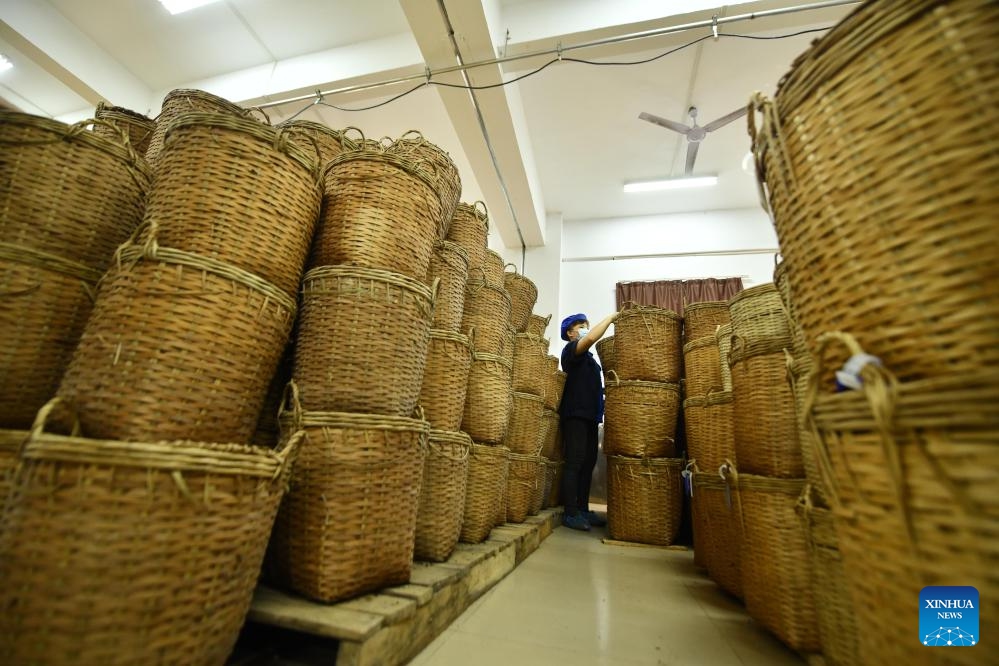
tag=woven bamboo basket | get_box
[462,353,513,444]
[0,399,299,665]
[750,0,999,383]
[57,243,294,443]
[94,102,155,154]
[415,429,471,562]
[715,323,734,391]
[390,130,461,236]
[736,469,819,652]
[461,278,512,357]
[683,301,730,342]
[311,146,442,280]
[727,284,792,357]
[504,392,544,455]
[0,111,151,274]
[682,335,723,398]
[606,456,683,546]
[145,113,323,296]
[446,201,488,275]
[270,406,428,603]
[691,466,743,600]
[796,486,858,666]
[418,330,472,431]
[496,456,509,527]
[545,459,563,508]
[482,249,505,289]
[295,265,435,415]
[506,452,542,523]
[730,347,802,477]
[614,305,682,382]
[500,326,517,366]
[427,240,469,332]
[526,313,552,338]
[543,355,559,410]
[0,251,101,428]
[459,443,508,543]
[555,371,567,405]
[503,265,538,333]
[0,429,21,506]
[276,119,354,166]
[603,371,679,458]
[806,331,998,665]
[773,258,809,359]
[512,333,548,397]
[251,342,294,448]
[595,336,615,379]
[787,352,827,507]
[540,455,554,509]
[540,408,560,460]
[529,455,546,515]
[683,390,736,472]
[145,88,251,165]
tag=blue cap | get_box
[560,313,588,341]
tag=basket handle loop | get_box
[275,126,323,183]
[504,263,518,275]
[277,380,303,435]
[398,129,426,145]
[729,333,745,366]
[246,106,272,125]
[341,126,366,147]
[272,429,306,482]
[27,398,82,450]
[606,368,620,386]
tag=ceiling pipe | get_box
[254,0,859,110]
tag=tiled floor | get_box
[409,520,805,666]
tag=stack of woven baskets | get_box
[603,303,684,545]
[680,302,743,599]
[750,2,997,663]
[1,91,311,664]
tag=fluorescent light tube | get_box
[158,0,221,15]
[623,176,718,193]
[0,55,12,73]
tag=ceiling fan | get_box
[639,105,747,175]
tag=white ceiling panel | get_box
[0,33,90,116]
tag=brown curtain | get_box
[615,278,744,315]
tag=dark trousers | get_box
[560,417,599,516]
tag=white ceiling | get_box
[0,0,859,249]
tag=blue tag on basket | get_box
[681,469,692,498]
[835,353,882,392]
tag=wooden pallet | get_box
[245,508,563,666]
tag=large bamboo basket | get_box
[0,111,150,274]
[773,258,809,359]
[529,456,546,515]
[311,146,442,279]
[270,406,429,603]
[606,456,683,546]
[540,408,560,460]
[446,201,488,275]
[715,323,734,391]
[415,430,471,562]
[427,240,469,332]
[749,0,999,383]
[543,355,559,410]
[682,335,722,398]
[807,331,998,666]
[462,353,513,444]
[735,469,819,652]
[545,459,563,508]
[796,486,858,666]
[461,278,512,357]
[614,305,682,382]
[294,266,435,415]
[145,88,251,165]
[595,336,615,379]
[506,452,542,523]
[512,333,548,397]
[683,390,736,472]
[727,283,791,357]
[691,466,743,600]
[144,113,323,296]
[0,399,299,666]
[503,264,538,333]
[526,313,551,338]
[94,101,155,154]
[57,243,294,443]
[683,301,730,342]
[418,330,472,431]
[390,130,461,235]
[503,392,544,455]
[603,371,679,458]
[730,347,802,478]
[540,455,555,509]
[459,443,508,544]
[275,119,354,166]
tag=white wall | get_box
[559,207,779,346]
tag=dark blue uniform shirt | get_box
[559,339,604,423]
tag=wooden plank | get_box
[463,539,517,600]
[337,594,416,625]
[248,586,383,641]
[381,583,433,607]
[407,561,466,591]
[445,542,495,569]
[601,538,691,550]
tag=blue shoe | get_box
[562,513,591,531]
[583,510,607,527]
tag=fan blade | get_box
[702,106,748,133]
[639,111,691,135]
[685,141,700,176]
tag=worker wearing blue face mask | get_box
[558,310,619,531]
